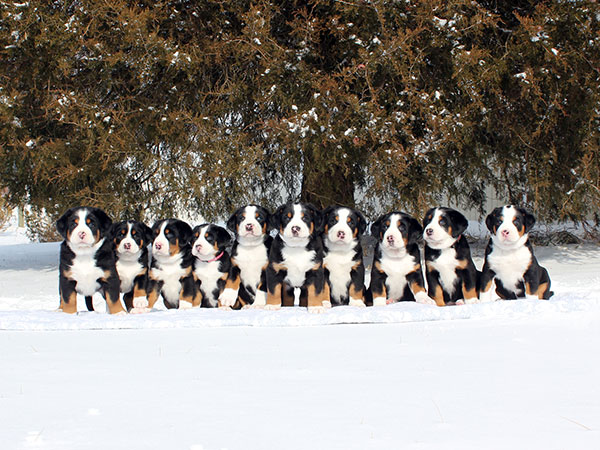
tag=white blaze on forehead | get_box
[327,208,354,245]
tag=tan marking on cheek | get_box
[213,241,219,251]
[433,285,445,306]
[309,222,314,234]
[447,225,453,237]
[169,239,180,256]
[517,225,526,237]
[324,224,329,234]
[262,222,267,234]
[60,290,78,314]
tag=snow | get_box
[1,217,600,449]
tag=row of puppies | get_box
[56,204,552,315]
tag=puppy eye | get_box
[132,230,136,236]
[121,229,126,235]
[205,233,209,238]
[439,218,447,226]
[165,229,171,235]
[514,218,522,227]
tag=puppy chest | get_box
[235,245,268,289]
[380,253,416,299]
[116,259,144,293]
[194,261,225,297]
[429,248,460,293]
[488,246,531,290]
[152,263,187,301]
[69,255,105,296]
[281,246,317,287]
[324,250,355,299]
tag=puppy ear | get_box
[407,216,423,244]
[355,209,368,236]
[422,208,435,228]
[370,214,384,240]
[448,209,468,238]
[56,208,76,239]
[141,223,153,245]
[520,208,536,233]
[269,204,286,232]
[320,206,335,233]
[485,208,502,232]
[108,221,122,240]
[226,207,241,233]
[178,221,193,245]
[215,226,233,249]
[305,203,322,234]
[91,208,113,236]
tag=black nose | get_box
[291,226,301,235]
[124,242,131,250]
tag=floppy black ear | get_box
[422,208,436,228]
[305,203,322,233]
[109,221,124,240]
[56,207,77,239]
[91,207,113,236]
[485,208,502,232]
[320,206,336,233]
[448,209,468,238]
[370,214,385,240]
[141,223,153,244]
[407,216,423,244]
[178,220,193,245]
[269,204,286,232]
[214,225,233,249]
[226,207,242,233]
[519,208,536,233]
[355,209,368,236]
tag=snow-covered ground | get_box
[1,218,599,449]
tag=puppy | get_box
[226,205,272,308]
[265,202,327,313]
[480,205,553,301]
[56,206,125,314]
[146,219,198,310]
[191,223,239,309]
[368,211,434,306]
[321,205,367,307]
[422,207,479,306]
[111,220,152,312]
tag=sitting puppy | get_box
[56,206,125,314]
[227,205,272,308]
[321,205,368,307]
[191,223,238,309]
[146,219,197,310]
[480,205,553,301]
[111,220,152,312]
[423,207,479,306]
[368,211,434,306]
[265,202,327,313]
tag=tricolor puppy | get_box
[321,205,367,307]
[227,205,272,308]
[265,202,327,313]
[56,206,125,314]
[146,219,197,310]
[191,223,238,309]
[480,205,552,301]
[423,207,479,306]
[111,220,152,312]
[368,211,434,306]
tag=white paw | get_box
[479,290,496,303]
[178,300,193,310]
[308,306,325,314]
[218,305,232,311]
[112,310,128,316]
[253,291,267,306]
[133,297,148,309]
[264,304,281,311]
[349,298,366,307]
[414,292,437,305]
[244,303,264,310]
[322,301,332,309]
[464,297,479,305]
[218,288,238,308]
[373,297,387,307]
[455,300,465,306]
[130,307,151,314]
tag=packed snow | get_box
[1,216,599,449]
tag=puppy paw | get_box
[178,300,193,310]
[252,291,267,307]
[133,297,149,309]
[373,297,387,307]
[322,301,332,309]
[130,307,151,314]
[464,298,479,305]
[414,292,437,306]
[308,306,326,314]
[455,299,465,306]
[218,305,232,311]
[264,304,281,311]
[244,303,264,310]
[218,288,238,308]
[349,298,366,307]
[112,310,128,316]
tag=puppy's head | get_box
[227,205,270,244]
[371,212,422,256]
[151,219,193,259]
[270,203,322,247]
[191,224,232,260]
[423,207,468,249]
[56,206,112,248]
[112,221,152,257]
[486,205,535,250]
[322,206,367,247]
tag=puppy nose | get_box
[387,235,394,243]
[154,243,162,250]
[245,224,254,232]
[196,244,202,252]
[425,228,433,236]
[124,242,131,250]
[291,226,301,235]
[78,231,86,240]
[337,231,345,239]
[501,229,510,238]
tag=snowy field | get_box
[1,220,599,449]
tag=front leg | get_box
[218,271,241,309]
[59,276,78,314]
[461,267,479,304]
[179,273,197,309]
[425,264,446,307]
[305,264,327,314]
[479,262,497,303]
[347,261,366,307]
[265,264,285,310]
[101,276,126,315]
[369,262,388,307]
[408,267,436,305]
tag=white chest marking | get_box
[487,245,531,291]
[323,246,355,301]
[235,243,268,292]
[70,252,105,297]
[151,255,187,303]
[194,260,224,306]
[116,256,144,293]
[281,245,316,287]
[380,251,417,300]
[430,248,460,295]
